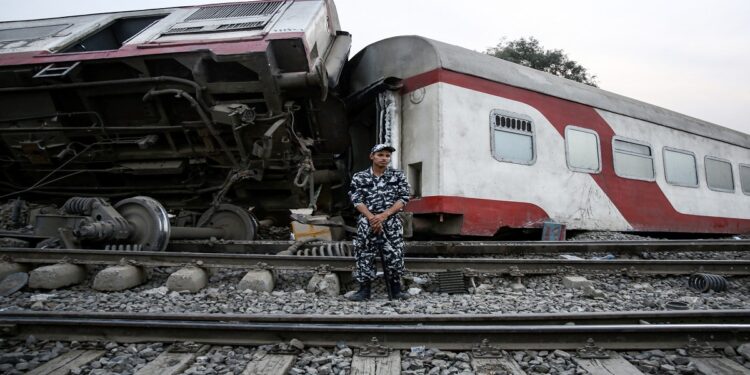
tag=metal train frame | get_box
[0,0,748,250]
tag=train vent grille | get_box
[216,22,266,31]
[437,271,467,294]
[494,114,533,133]
[164,22,267,35]
[163,26,205,35]
[185,1,284,21]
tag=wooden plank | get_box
[351,351,400,375]
[242,354,296,375]
[134,352,195,375]
[573,352,644,375]
[693,357,750,375]
[27,350,105,375]
[472,355,527,375]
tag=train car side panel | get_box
[436,82,632,233]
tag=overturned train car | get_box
[0,0,352,249]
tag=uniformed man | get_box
[347,143,411,301]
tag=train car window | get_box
[740,164,750,195]
[565,126,601,173]
[0,24,71,43]
[408,162,422,198]
[705,156,735,193]
[663,147,698,188]
[612,137,655,181]
[489,109,535,165]
[61,15,166,53]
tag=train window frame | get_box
[611,136,655,181]
[489,109,536,166]
[58,14,168,53]
[564,125,601,174]
[662,147,699,188]
[0,24,72,43]
[739,163,750,195]
[705,156,735,193]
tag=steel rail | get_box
[1,312,749,349]
[1,248,749,275]
[169,239,750,256]
[5,309,750,325]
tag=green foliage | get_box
[486,37,598,87]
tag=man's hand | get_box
[368,212,388,234]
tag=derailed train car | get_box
[345,36,750,236]
[0,0,353,249]
[1,1,750,250]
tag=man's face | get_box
[370,150,391,167]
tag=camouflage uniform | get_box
[349,167,410,283]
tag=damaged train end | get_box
[0,0,353,249]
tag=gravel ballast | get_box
[2,267,749,315]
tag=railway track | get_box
[4,310,750,374]
[1,247,749,276]
[167,239,750,256]
[2,243,750,374]
[2,310,750,350]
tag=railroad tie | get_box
[351,351,400,375]
[471,355,527,375]
[573,352,645,375]
[241,353,296,375]
[691,357,750,374]
[26,350,105,375]
[134,344,209,375]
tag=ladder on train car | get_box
[33,61,80,78]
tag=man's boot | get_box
[346,281,371,301]
[388,277,410,300]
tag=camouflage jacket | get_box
[349,167,410,214]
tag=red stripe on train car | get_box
[403,68,750,234]
[407,196,549,236]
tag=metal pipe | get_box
[0,111,104,125]
[0,126,185,133]
[0,76,209,109]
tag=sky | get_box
[2,0,749,134]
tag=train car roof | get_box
[348,35,750,149]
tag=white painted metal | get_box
[435,83,631,230]
[399,81,750,228]
[601,109,750,219]
[348,36,750,149]
[400,85,441,197]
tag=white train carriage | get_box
[346,36,750,236]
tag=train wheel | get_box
[197,204,257,241]
[113,196,171,251]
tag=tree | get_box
[486,37,598,87]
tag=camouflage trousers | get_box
[352,215,405,283]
